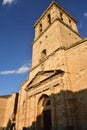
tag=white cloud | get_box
[0,70,15,75]
[83,12,87,18]
[0,63,31,75]
[16,64,30,74]
[2,0,15,5]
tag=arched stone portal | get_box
[37,94,52,130]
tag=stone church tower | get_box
[16,1,87,130]
[0,1,87,130]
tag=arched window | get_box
[39,23,42,32]
[47,14,51,24]
[42,49,46,57]
[69,19,72,27]
[60,12,63,21]
[40,49,47,62]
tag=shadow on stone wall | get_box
[22,89,87,130]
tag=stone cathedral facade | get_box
[0,1,87,130]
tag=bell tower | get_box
[30,0,82,78]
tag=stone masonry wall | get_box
[0,96,8,127]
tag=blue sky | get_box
[0,0,87,95]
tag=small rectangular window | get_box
[60,12,63,21]
[69,19,72,27]
[40,49,47,62]
[42,49,46,58]
[39,23,42,32]
[48,14,51,24]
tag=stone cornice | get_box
[66,37,87,50]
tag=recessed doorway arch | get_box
[37,94,52,130]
